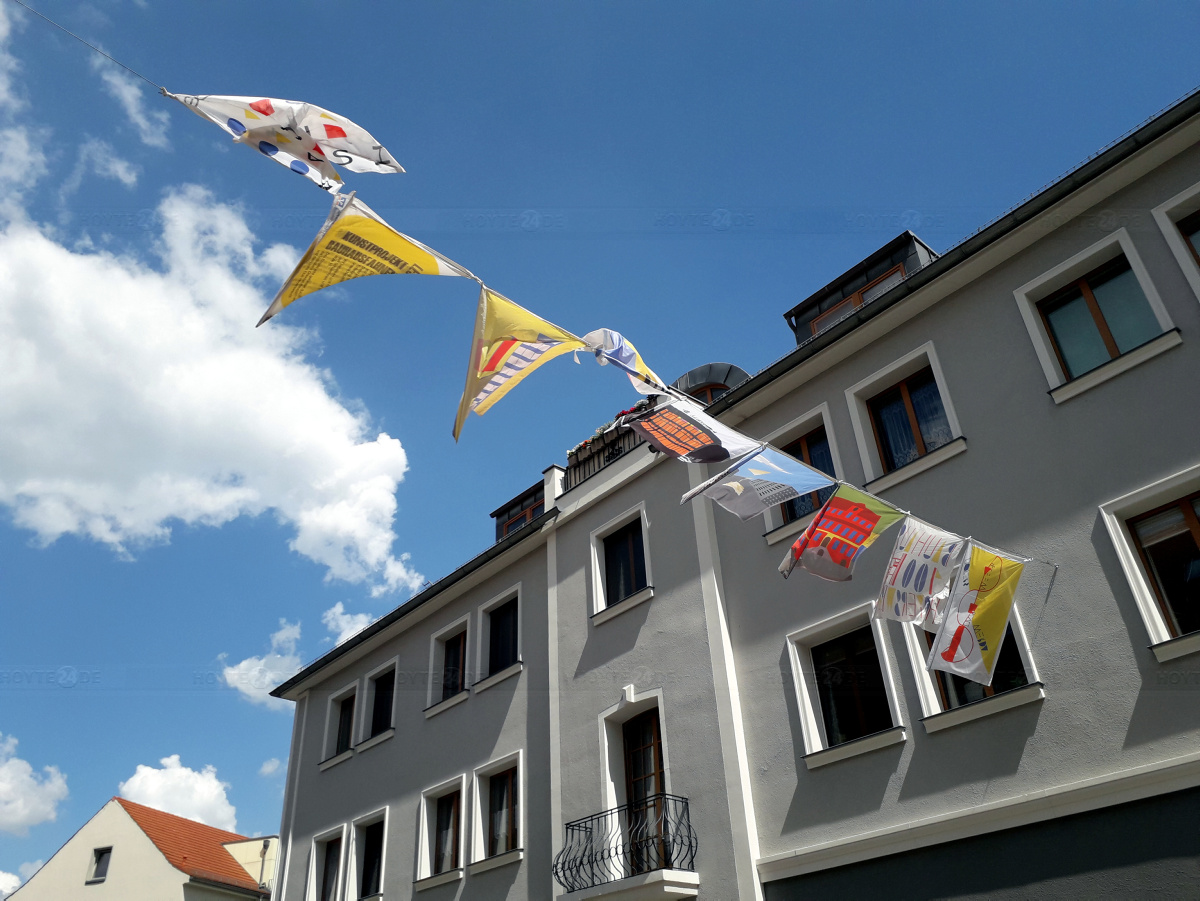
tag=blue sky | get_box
[1,0,1198,888]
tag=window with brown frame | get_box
[1129,491,1200,639]
[921,626,1029,709]
[440,631,467,702]
[687,382,729,406]
[780,426,837,523]
[1036,255,1163,381]
[432,791,460,875]
[809,263,906,336]
[810,625,893,746]
[495,493,544,542]
[486,766,519,857]
[1178,209,1200,267]
[603,519,647,607]
[867,366,953,474]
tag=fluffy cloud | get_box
[58,140,138,207]
[118,755,236,831]
[90,57,170,149]
[0,185,423,594]
[16,862,40,882]
[0,7,47,217]
[322,602,374,645]
[258,758,280,777]
[0,871,17,898]
[0,734,68,836]
[222,620,301,711]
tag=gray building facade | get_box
[271,90,1200,900]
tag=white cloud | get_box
[0,734,68,836]
[16,862,40,882]
[90,57,170,149]
[58,140,139,204]
[322,601,374,645]
[258,758,280,777]
[0,871,17,898]
[0,7,47,218]
[118,754,236,831]
[222,620,301,711]
[0,186,423,594]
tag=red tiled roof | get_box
[114,797,265,894]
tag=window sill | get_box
[415,868,463,891]
[921,682,1045,733]
[803,725,906,770]
[763,511,817,547]
[472,660,523,694]
[424,690,469,719]
[85,878,106,885]
[864,437,967,494]
[318,748,353,771]
[468,847,523,875]
[355,728,394,753]
[1049,329,1181,404]
[591,585,655,626]
[1151,630,1200,663]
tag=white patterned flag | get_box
[581,328,669,395]
[680,446,835,521]
[928,543,1025,686]
[625,397,760,465]
[257,193,473,325]
[164,91,405,191]
[454,288,586,440]
[873,518,967,628]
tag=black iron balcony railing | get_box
[551,794,698,892]
[563,428,646,493]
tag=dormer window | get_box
[491,484,544,542]
[686,382,729,405]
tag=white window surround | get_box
[416,774,468,885]
[426,614,472,711]
[899,607,1045,733]
[322,679,359,764]
[759,402,845,539]
[306,824,347,901]
[844,341,964,486]
[786,602,906,769]
[347,808,388,901]
[589,502,655,622]
[470,749,524,868]
[1012,228,1177,397]
[1100,462,1200,662]
[1151,178,1200,303]
[358,657,399,747]
[598,685,672,811]
[474,585,522,689]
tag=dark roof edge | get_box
[271,508,558,698]
[713,85,1200,418]
[488,480,544,518]
[185,875,269,899]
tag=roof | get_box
[115,797,265,895]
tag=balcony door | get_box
[622,709,666,874]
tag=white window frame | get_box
[307,824,347,901]
[474,585,523,693]
[597,685,672,811]
[589,502,655,625]
[416,775,467,889]
[320,679,359,768]
[359,658,398,751]
[1151,178,1200,304]
[469,749,525,872]
[347,807,388,900]
[425,614,471,716]
[760,402,845,545]
[899,607,1045,733]
[786,602,906,769]
[1100,461,1200,663]
[1013,228,1179,404]
[844,341,966,491]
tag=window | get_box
[470,752,524,871]
[786,604,905,767]
[868,366,953,473]
[364,668,394,740]
[441,631,467,702]
[492,486,544,542]
[808,263,906,337]
[687,382,729,405]
[486,598,518,676]
[810,625,895,746]
[355,818,385,898]
[1153,180,1200,304]
[87,847,112,883]
[924,625,1028,708]
[434,791,461,875]
[486,767,519,857]
[1129,491,1200,639]
[318,836,342,901]
[335,693,355,756]
[604,519,647,607]
[780,425,837,523]
[1037,256,1163,381]
[1178,209,1200,267]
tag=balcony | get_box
[552,794,698,898]
[563,427,646,493]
